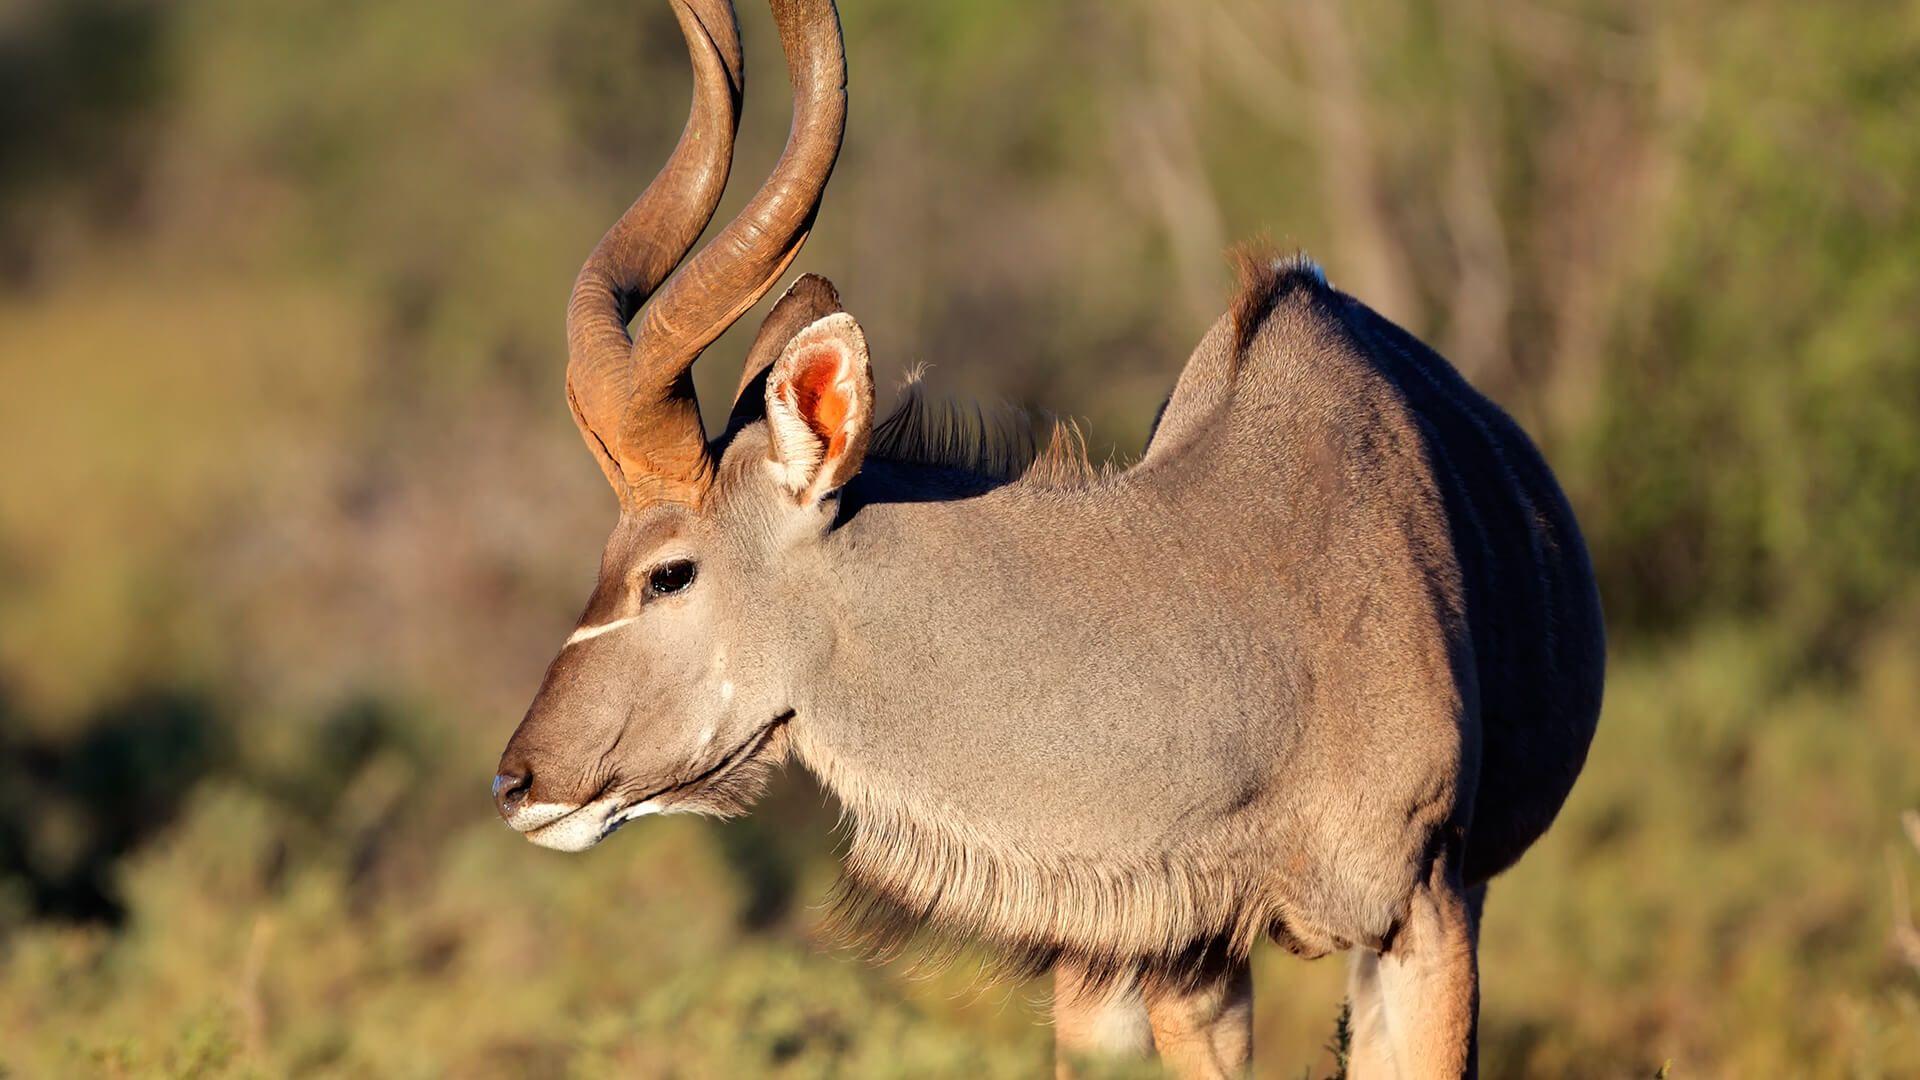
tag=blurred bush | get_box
[0,0,1916,1074]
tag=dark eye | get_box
[646,559,697,597]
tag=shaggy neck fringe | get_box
[793,731,1310,994]
[867,371,1112,490]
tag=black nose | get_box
[492,763,533,819]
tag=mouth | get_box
[512,792,651,852]
[513,717,789,852]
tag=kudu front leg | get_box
[1142,959,1254,1079]
[1346,853,1482,1080]
[1053,959,1153,1079]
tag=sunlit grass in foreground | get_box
[2,624,1917,1077]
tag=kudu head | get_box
[493,0,871,851]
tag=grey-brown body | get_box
[490,2,1604,1075]
[793,264,1602,969]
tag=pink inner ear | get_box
[790,345,851,458]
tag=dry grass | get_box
[2,624,1917,1077]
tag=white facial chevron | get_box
[564,615,641,648]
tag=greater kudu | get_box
[492,1,1606,1076]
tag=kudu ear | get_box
[764,311,874,502]
[727,273,844,435]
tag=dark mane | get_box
[864,247,1327,490]
[864,245,1328,486]
[868,370,1109,490]
[1230,245,1328,356]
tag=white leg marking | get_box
[1082,989,1154,1054]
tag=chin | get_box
[516,725,791,851]
[663,724,792,820]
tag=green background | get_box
[1,0,1917,1075]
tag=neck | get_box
[784,459,1287,966]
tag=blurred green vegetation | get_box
[0,0,1916,1075]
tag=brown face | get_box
[491,504,777,849]
[492,311,874,851]
[505,0,851,849]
